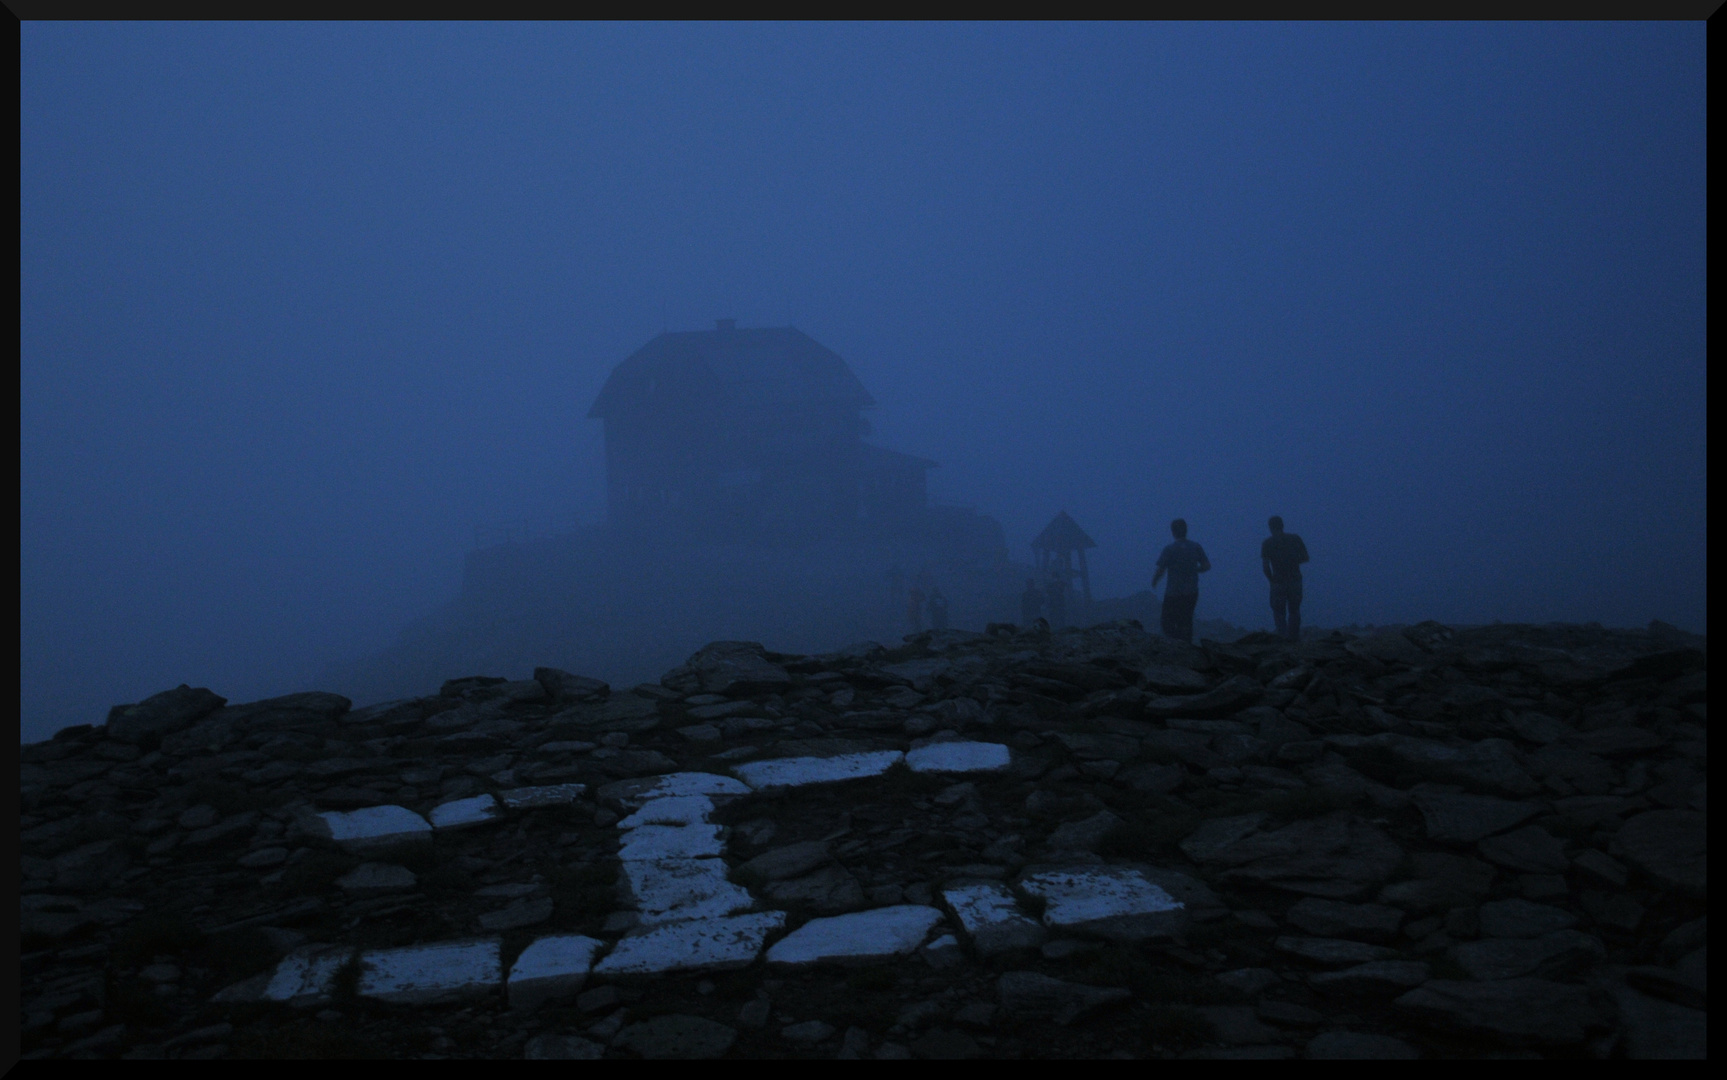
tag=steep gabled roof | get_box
[588,326,875,419]
[1032,510,1096,551]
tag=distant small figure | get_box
[1152,518,1211,644]
[907,586,925,635]
[1262,515,1310,641]
[1020,578,1045,626]
[928,587,950,630]
[1046,570,1069,628]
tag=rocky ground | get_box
[19,618,1706,1059]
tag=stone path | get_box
[17,622,1707,1059]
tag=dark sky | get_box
[21,23,1706,742]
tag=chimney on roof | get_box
[715,318,737,332]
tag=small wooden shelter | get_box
[1032,510,1096,603]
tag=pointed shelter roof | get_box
[588,325,874,419]
[1031,511,1096,552]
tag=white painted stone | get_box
[357,938,502,1004]
[500,783,587,810]
[507,935,606,1009]
[1017,867,1186,942]
[592,912,786,976]
[619,795,716,830]
[942,881,1047,955]
[621,858,758,925]
[263,944,356,1004]
[733,751,904,790]
[430,793,502,830]
[315,805,432,850]
[765,905,947,967]
[601,772,751,809]
[617,823,727,861]
[907,741,1012,774]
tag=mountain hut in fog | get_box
[587,321,939,543]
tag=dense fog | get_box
[21,23,1706,742]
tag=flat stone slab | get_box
[598,772,751,809]
[997,971,1131,1024]
[1612,809,1706,897]
[1477,824,1570,873]
[507,934,606,1009]
[733,751,904,790]
[1394,977,1596,1045]
[619,795,716,830]
[313,805,431,850]
[617,823,727,861]
[429,794,502,830]
[1188,812,1404,899]
[358,938,502,1004]
[1275,936,1400,966]
[1284,898,1403,942]
[335,862,417,896]
[739,841,831,881]
[1411,791,1541,843]
[1449,930,1603,981]
[761,864,866,915]
[524,1034,606,1059]
[906,742,1012,773]
[1309,960,1432,993]
[1017,866,1185,942]
[593,911,786,976]
[621,858,758,925]
[477,896,555,932]
[766,905,946,966]
[262,944,356,1004]
[499,783,587,810]
[941,881,1047,955]
[1478,899,1578,939]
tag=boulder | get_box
[1326,734,1539,797]
[996,971,1130,1025]
[1448,931,1603,981]
[1283,898,1402,942]
[1410,790,1542,843]
[106,685,227,745]
[1143,676,1262,720]
[1194,812,1404,900]
[1394,978,1597,1046]
[533,667,609,703]
[1612,809,1705,897]
[676,641,792,696]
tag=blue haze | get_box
[21,23,1706,742]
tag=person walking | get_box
[1152,518,1210,643]
[906,585,925,635]
[1262,516,1310,641]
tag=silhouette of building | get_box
[587,320,939,543]
[1032,510,1096,603]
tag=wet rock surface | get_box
[17,622,1707,1058]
